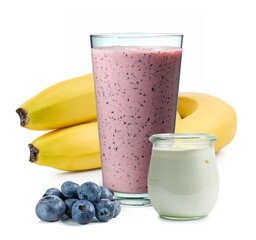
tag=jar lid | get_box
[149,133,217,144]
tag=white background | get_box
[1,0,255,239]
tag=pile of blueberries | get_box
[36,181,121,224]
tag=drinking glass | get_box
[91,33,183,206]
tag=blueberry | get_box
[64,198,78,218]
[43,188,65,200]
[35,195,66,222]
[95,199,115,222]
[72,200,95,224]
[111,200,121,218]
[100,186,113,200]
[61,181,79,198]
[78,182,101,203]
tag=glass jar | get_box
[148,133,219,220]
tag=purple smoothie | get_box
[91,46,182,194]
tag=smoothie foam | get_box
[91,46,182,194]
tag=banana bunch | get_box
[17,74,237,171]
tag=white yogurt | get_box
[148,134,219,220]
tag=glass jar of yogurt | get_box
[148,133,219,220]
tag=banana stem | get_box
[16,108,29,127]
[28,144,39,162]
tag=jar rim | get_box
[90,33,183,38]
[149,133,217,143]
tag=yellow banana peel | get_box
[29,121,100,171]
[176,92,237,152]
[16,74,96,130]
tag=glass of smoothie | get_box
[90,33,183,206]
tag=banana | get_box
[175,92,237,152]
[29,121,100,171]
[16,74,97,130]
